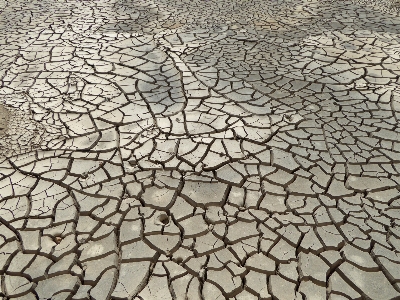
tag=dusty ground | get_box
[1,0,400,299]
[0,104,9,131]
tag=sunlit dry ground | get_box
[0,0,400,299]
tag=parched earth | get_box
[1,0,400,299]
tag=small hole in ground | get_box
[175,257,183,264]
[158,213,169,225]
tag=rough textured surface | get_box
[0,0,400,299]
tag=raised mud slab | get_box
[0,0,400,299]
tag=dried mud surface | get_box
[1,0,400,299]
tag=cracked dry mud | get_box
[1,0,400,299]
